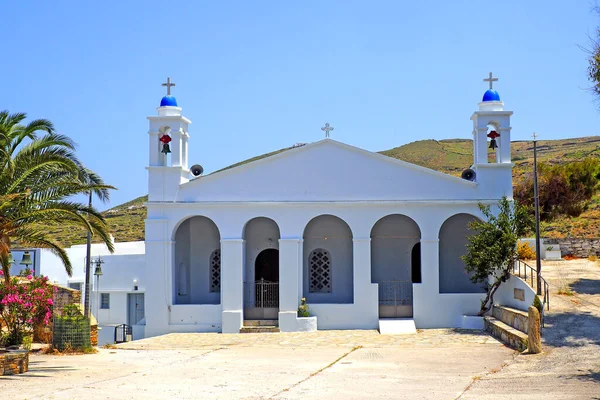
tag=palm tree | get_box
[0,111,115,283]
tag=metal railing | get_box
[512,260,550,311]
[377,280,413,306]
[244,279,279,308]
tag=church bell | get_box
[20,251,33,266]
[159,134,172,154]
[487,130,500,150]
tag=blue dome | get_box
[160,95,178,107]
[482,89,501,102]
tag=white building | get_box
[143,76,514,335]
[27,241,146,343]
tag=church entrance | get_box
[370,215,421,319]
[244,248,279,320]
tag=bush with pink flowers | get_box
[0,271,55,346]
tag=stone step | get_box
[484,316,528,351]
[239,326,281,333]
[378,318,417,335]
[243,320,279,327]
[493,305,529,334]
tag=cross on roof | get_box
[162,77,176,96]
[321,123,334,138]
[483,72,498,90]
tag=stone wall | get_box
[545,238,600,258]
[0,350,29,376]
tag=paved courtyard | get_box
[2,260,599,399]
[2,329,513,400]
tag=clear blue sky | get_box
[2,1,599,209]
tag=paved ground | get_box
[2,259,599,399]
[460,258,600,399]
[1,329,513,399]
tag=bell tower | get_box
[470,72,513,197]
[147,77,191,202]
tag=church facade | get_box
[144,78,513,335]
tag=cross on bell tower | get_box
[483,72,498,90]
[162,77,176,96]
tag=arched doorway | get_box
[371,214,420,318]
[243,217,280,320]
[255,249,279,282]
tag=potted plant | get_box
[296,298,317,332]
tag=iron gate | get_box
[244,279,279,319]
[378,280,413,318]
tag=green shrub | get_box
[533,295,543,315]
[297,297,310,317]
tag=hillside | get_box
[48,136,600,246]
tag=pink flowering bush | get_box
[0,272,54,346]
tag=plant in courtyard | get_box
[298,297,310,317]
[462,197,534,316]
[517,242,536,261]
[0,111,116,283]
[533,295,543,315]
[0,272,54,346]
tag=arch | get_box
[370,214,421,318]
[243,217,281,319]
[303,215,353,304]
[438,213,485,293]
[174,216,221,304]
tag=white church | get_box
[139,74,514,336]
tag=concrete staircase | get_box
[240,320,280,333]
[484,305,529,351]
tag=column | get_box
[144,218,170,337]
[171,129,183,167]
[221,239,244,333]
[278,239,302,311]
[413,228,440,328]
[278,238,302,332]
[352,238,378,328]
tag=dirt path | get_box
[461,259,600,399]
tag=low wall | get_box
[545,238,600,258]
[0,350,29,376]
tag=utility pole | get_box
[84,191,92,317]
[533,132,542,295]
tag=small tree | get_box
[462,197,534,316]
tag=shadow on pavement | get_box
[569,278,600,295]
[544,311,600,347]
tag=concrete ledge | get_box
[484,316,528,350]
[222,310,243,333]
[279,311,317,332]
[0,350,29,376]
[461,315,485,330]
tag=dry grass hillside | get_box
[48,136,600,246]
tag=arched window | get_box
[210,249,221,293]
[309,248,332,293]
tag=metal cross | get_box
[532,132,539,141]
[483,72,498,90]
[162,77,176,96]
[321,123,334,138]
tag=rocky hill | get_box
[48,136,600,246]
